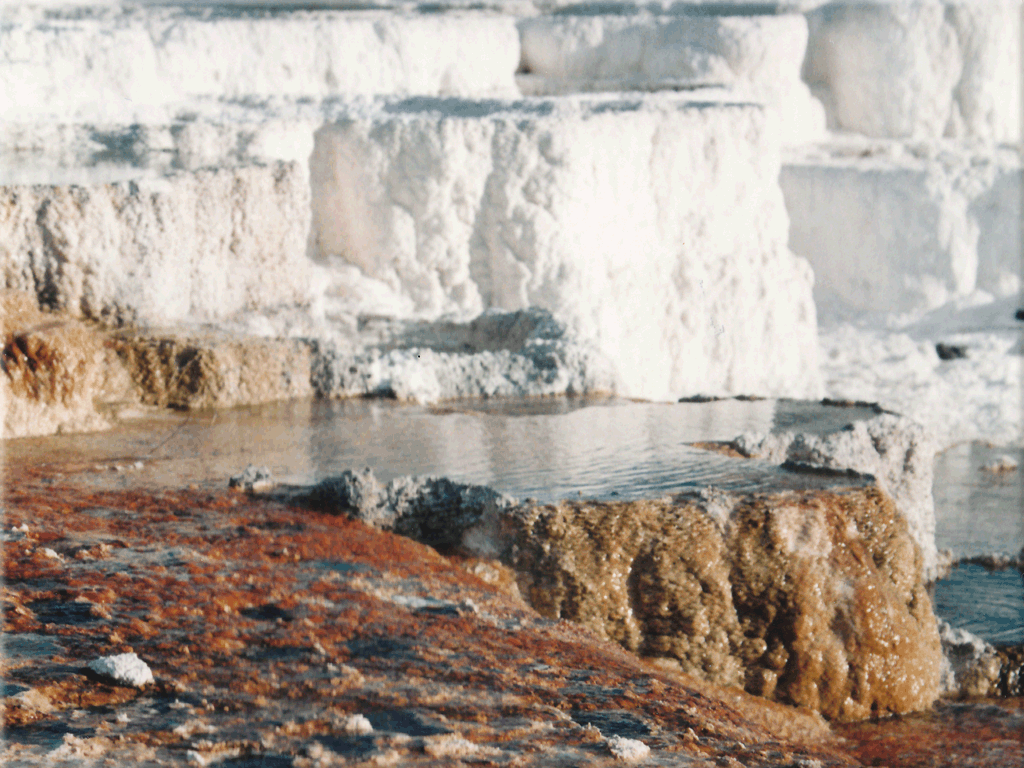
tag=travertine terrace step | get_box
[781,138,1022,317]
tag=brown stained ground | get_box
[1,456,863,768]
[835,699,1024,768]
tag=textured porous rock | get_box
[1,290,136,438]
[502,487,942,721]
[729,411,940,581]
[782,141,1023,316]
[804,1,1021,141]
[307,468,518,549]
[311,95,821,402]
[2,163,312,326]
[517,13,827,145]
[0,7,519,123]
[309,308,616,403]
[112,331,312,410]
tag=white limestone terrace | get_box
[804,0,1021,143]
[1,0,1021,447]
[516,11,827,145]
[0,5,522,124]
[783,138,1022,318]
[1,92,822,401]
[779,134,1022,448]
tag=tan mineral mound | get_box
[505,487,943,721]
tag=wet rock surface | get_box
[501,488,942,722]
[111,330,313,411]
[705,408,940,581]
[1,459,862,767]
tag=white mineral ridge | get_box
[1,162,313,324]
[0,7,520,123]
[804,1,1021,141]
[517,13,827,145]
[88,653,154,687]
[782,139,1022,316]
[735,410,941,581]
[310,94,822,402]
[0,112,321,186]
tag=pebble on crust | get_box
[87,653,154,687]
[606,735,650,762]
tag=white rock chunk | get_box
[343,714,374,735]
[937,618,1002,698]
[310,94,822,402]
[88,653,154,687]
[606,735,650,762]
[229,465,275,492]
[804,1,1021,141]
[518,13,827,145]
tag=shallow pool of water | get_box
[4,396,881,499]
[932,443,1024,645]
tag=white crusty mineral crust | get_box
[819,296,1024,450]
[1,163,313,325]
[0,7,520,123]
[517,13,827,145]
[88,653,154,688]
[310,94,821,402]
[782,140,1022,317]
[804,1,1021,141]
[734,411,941,581]
[310,308,616,403]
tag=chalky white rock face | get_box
[1,162,313,325]
[517,13,827,145]
[782,139,1022,316]
[0,7,520,123]
[804,1,1021,141]
[310,95,822,402]
[88,653,154,687]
